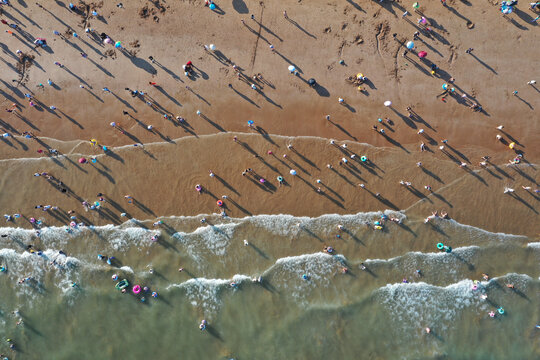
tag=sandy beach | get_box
[0,0,538,359]
[0,0,538,235]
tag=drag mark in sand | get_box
[374,22,387,73]
[250,2,265,70]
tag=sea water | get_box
[0,211,538,359]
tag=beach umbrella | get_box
[209,3,216,10]
[104,37,112,44]
[209,44,216,51]
[413,2,419,9]
[288,65,296,73]
[78,157,87,164]
[308,78,316,86]
[247,120,254,126]
[289,169,297,176]
[442,83,448,90]
[115,41,122,48]
[501,6,512,14]
[418,51,427,58]
[420,17,427,24]
[384,100,392,107]
[406,41,414,49]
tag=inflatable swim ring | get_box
[111,274,118,281]
[133,285,141,294]
[152,291,158,298]
[361,156,367,162]
[374,226,383,230]
[498,307,504,315]
[115,279,129,290]
[217,200,223,207]
[437,243,444,250]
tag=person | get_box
[465,48,473,54]
[420,142,426,151]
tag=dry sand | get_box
[0,0,538,235]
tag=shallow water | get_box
[0,211,538,359]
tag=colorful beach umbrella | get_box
[78,157,87,164]
[406,41,415,49]
[288,65,296,73]
[418,51,427,58]
[384,100,392,107]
